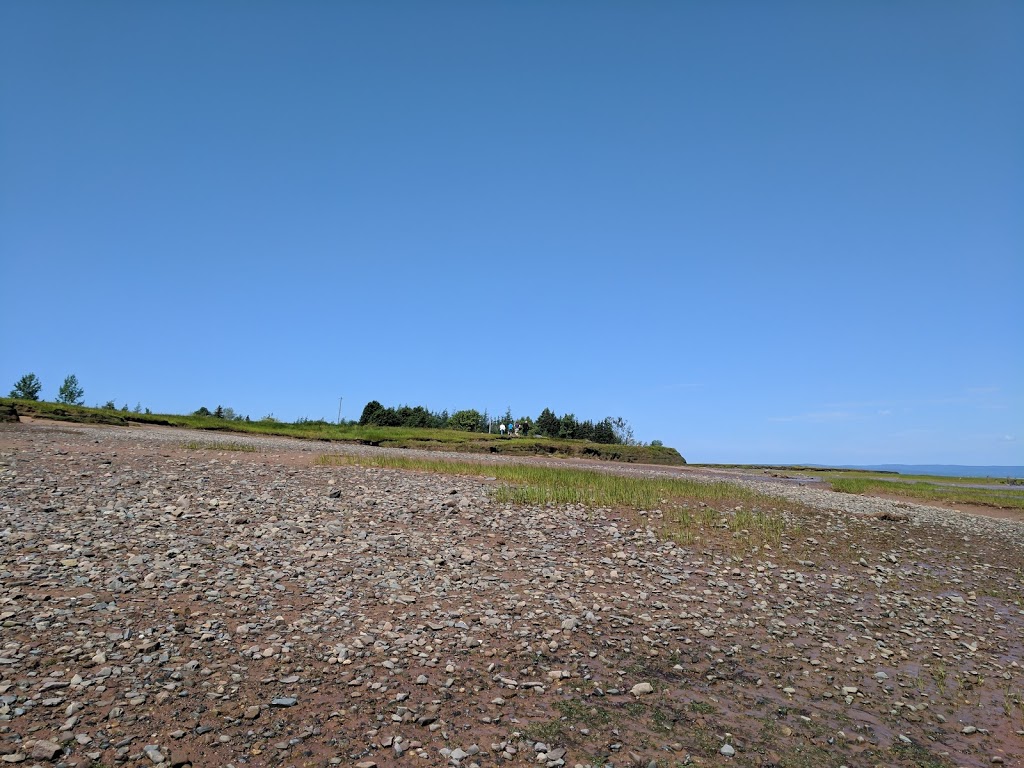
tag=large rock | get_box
[0,403,18,422]
[30,739,62,760]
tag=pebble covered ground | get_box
[1,421,1022,768]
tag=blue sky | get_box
[2,2,1021,465]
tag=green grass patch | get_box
[319,453,759,507]
[889,740,957,768]
[319,453,787,545]
[829,476,1024,510]
[519,718,565,744]
[693,462,1024,510]
[553,698,612,726]
[689,700,717,714]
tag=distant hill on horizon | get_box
[827,464,1024,479]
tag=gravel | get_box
[1,420,1021,768]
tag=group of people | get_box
[497,421,523,436]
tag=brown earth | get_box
[1,421,1022,768]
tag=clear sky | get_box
[2,2,1021,465]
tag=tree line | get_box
[10,372,85,405]
[7,373,646,446]
[193,405,249,421]
[358,400,636,445]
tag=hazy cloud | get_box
[968,386,1000,395]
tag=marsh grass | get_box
[930,663,948,693]
[1001,686,1022,720]
[318,454,788,546]
[830,476,1024,510]
[667,508,695,546]
[700,464,1019,486]
[729,508,786,544]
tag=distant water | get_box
[834,464,1024,479]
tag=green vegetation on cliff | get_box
[0,398,686,466]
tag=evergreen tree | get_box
[359,400,385,425]
[593,418,617,444]
[536,407,560,437]
[558,413,578,439]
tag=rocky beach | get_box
[1,421,1021,768]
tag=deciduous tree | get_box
[448,409,484,432]
[57,375,84,405]
[9,373,42,400]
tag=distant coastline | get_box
[829,464,1024,479]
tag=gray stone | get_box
[30,740,62,761]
